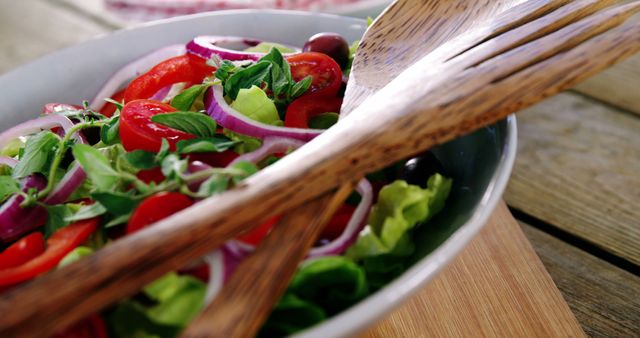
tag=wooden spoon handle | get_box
[182,183,355,338]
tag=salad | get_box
[0,31,451,337]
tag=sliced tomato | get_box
[0,232,46,270]
[119,99,195,152]
[126,192,194,234]
[136,167,166,185]
[0,218,98,288]
[284,96,342,128]
[51,314,108,338]
[287,52,342,98]
[99,88,125,117]
[124,54,215,103]
[320,204,356,241]
[236,215,281,246]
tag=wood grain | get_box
[183,184,353,338]
[0,0,109,74]
[522,223,640,338]
[505,92,640,266]
[361,203,585,338]
[1,3,639,336]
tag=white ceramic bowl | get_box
[0,10,516,337]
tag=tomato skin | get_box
[320,204,356,240]
[236,215,281,246]
[287,52,342,98]
[0,218,98,287]
[124,54,215,103]
[126,192,194,234]
[51,314,108,338]
[284,96,342,128]
[99,88,125,117]
[0,232,46,270]
[119,99,195,152]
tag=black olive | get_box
[399,151,446,188]
[303,33,350,69]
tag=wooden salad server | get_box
[1,0,639,337]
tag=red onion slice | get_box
[187,36,298,62]
[229,178,373,258]
[89,44,186,110]
[203,250,225,304]
[0,156,18,168]
[205,85,322,141]
[44,163,87,205]
[229,136,305,166]
[0,114,77,149]
[0,175,48,242]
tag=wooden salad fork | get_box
[1,0,639,337]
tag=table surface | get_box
[1,1,638,337]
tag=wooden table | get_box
[1,1,638,337]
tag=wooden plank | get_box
[521,223,640,338]
[573,54,640,116]
[0,0,109,74]
[362,203,584,337]
[504,92,640,266]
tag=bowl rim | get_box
[0,9,518,338]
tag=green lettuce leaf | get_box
[230,85,282,125]
[244,42,295,54]
[258,293,326,338]
[347,174,452,261]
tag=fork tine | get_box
[450,0,619,67]
[468,1,640,80]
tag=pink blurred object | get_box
[105,0,379,21]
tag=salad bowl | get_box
[0,10,516,337]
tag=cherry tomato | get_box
[127,192,194,234]
[51,314,108,338]
[0,218,98,288]
[320,204,356,240]
[236,215,281,246]
[119,99,195,152]
[124,54,215,103]
[99,88,125,117]
[136,167,166,185]
[303,33,350,69]
[284,95,342,128]
[287,52,342,97]
[0,232,45,270]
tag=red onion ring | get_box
[44,164,87,205]
[205,85,322,141]
[229,136,305,166]
[0,175,48,242]
[187,36,298,62]
[230,178,373,258]
[203,250,225,304]
[0,114,77,150]
[89,44,186,110]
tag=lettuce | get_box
[107,273,206,338]
[347,174,452,261]
[230,85,282,126]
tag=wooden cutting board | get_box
[361,202,585,337]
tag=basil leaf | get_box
[12,131,59,179]
[270,63,290,98]
[151,112,217,138]
[91,191,142,216]
[224,61,271,100]
[176,136,238,154]
[171,84,209,111]
[0,176,19,202]
[161,154,188,180]
[72,144,120,190]
[308,113,339,129]
[100,115,120,145]
[104,213,132,228]
[290,76,313,99]
[124,150,158,170]
[65,202,107,222]
[214,60,237,82]
[44,205,73,238]
[197,175,229,197]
